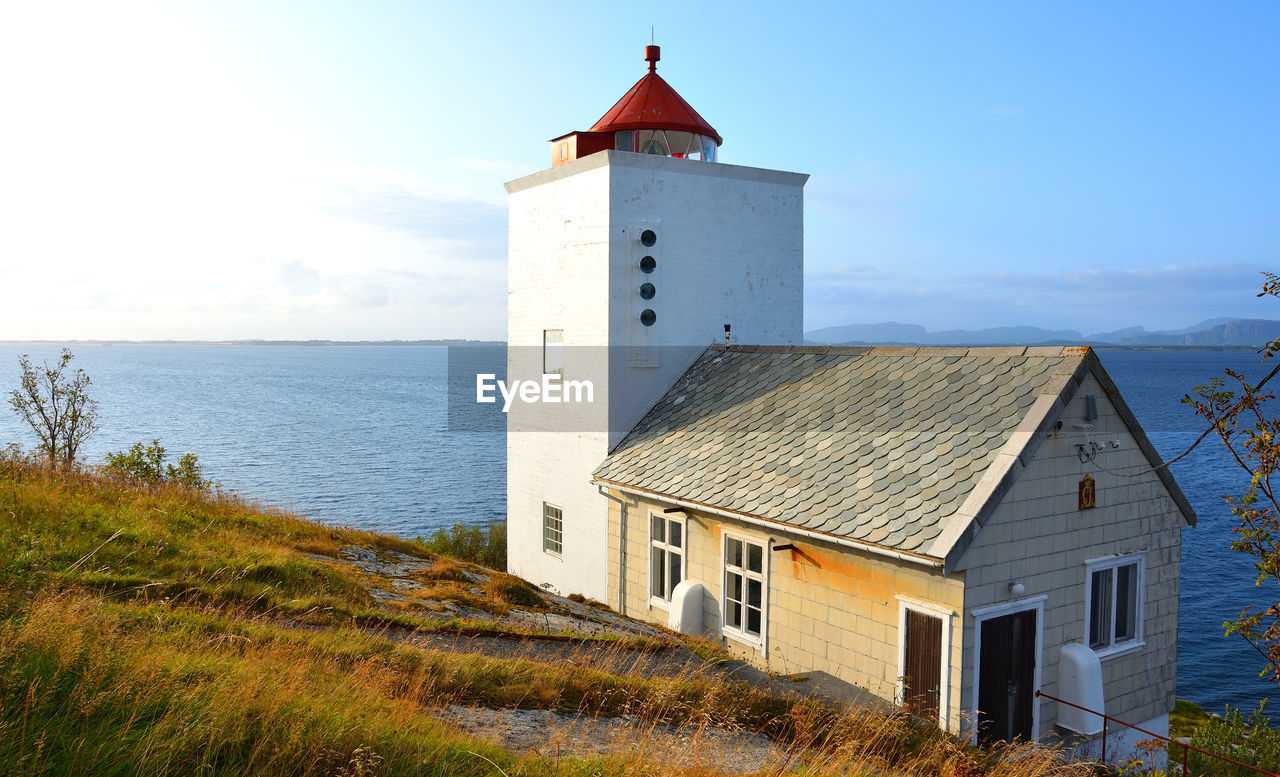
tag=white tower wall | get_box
[506,150,807,599]
[506,162,612,595]
[604,153,806,438]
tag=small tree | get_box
[105,440,209,491]
[8,348,100,468]
[1185,272,1280,681]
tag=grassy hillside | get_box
[0,455,1091,776]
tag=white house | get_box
[591,343,1193,755]
[503,46,1193,760]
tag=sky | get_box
[0,1,1276,341]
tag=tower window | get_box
[640,309,657,326]
[639,256,656,273]
[543,329,564,375]
[639,283,656,300]
[640,229,657,247]
[542,503,563,556]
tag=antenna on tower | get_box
[651,26,654,45]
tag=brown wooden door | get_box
[977,609,1037,745]
[903,609,943,723]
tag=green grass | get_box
[417,520,506,569]
[0,456,1096,776]
[1171,698,1213,738]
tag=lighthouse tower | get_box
[505,46,807,599]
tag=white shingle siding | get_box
[955,372,1184,736]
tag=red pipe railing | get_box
[1034,690,1280,777]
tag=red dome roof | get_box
[589,46,723,147]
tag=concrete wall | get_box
[604,491,968,732]
[600,153,808,444]
[506,161,613,598]
[954,371,1185,743]
[506,151,807,599]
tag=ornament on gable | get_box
[1078,474,1096,511]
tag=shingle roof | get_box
[592,345,1194,570]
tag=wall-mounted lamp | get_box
[1008,580,1026,597]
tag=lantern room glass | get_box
[614,129,717,162]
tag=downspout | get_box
[764,537,773,660]
[597,485,629,615]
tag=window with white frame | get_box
[542,503,563,556]
[649,513,684,604]
[723,534,766,643]
[1085,552,1145,656]
[543,329,564,376]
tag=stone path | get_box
[429,704,793,775]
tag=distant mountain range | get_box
[0,339,505,347]
[804,318,1280,347]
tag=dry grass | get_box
[1,590,1092,777]
[414,558,471,582]
[400,563,545,616]
[408,581,491,612]
[0,456,1097,776]
[0,591,578,776]
[484,574,545,609]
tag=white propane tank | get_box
[1058,643,1105,734]
[668,580,706,635]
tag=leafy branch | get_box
[1184,271,1280,680]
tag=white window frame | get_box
[1084,551,1147,659]
[542,502,563,557]
[896,596,954,730]
[648,512,686,608]
[720,531,768,651]
[968,595,1046,746]
[543,329,564,376]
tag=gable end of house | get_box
[937,349,1196,574]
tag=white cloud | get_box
[0,5,509,342]
[347,282,391,309]
[0,4,520,341]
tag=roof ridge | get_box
[719,344,1093,358]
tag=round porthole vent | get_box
[639,256,656,273]
[640,309,657,326]
[639,282,656,300]
[640,229,657,247]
